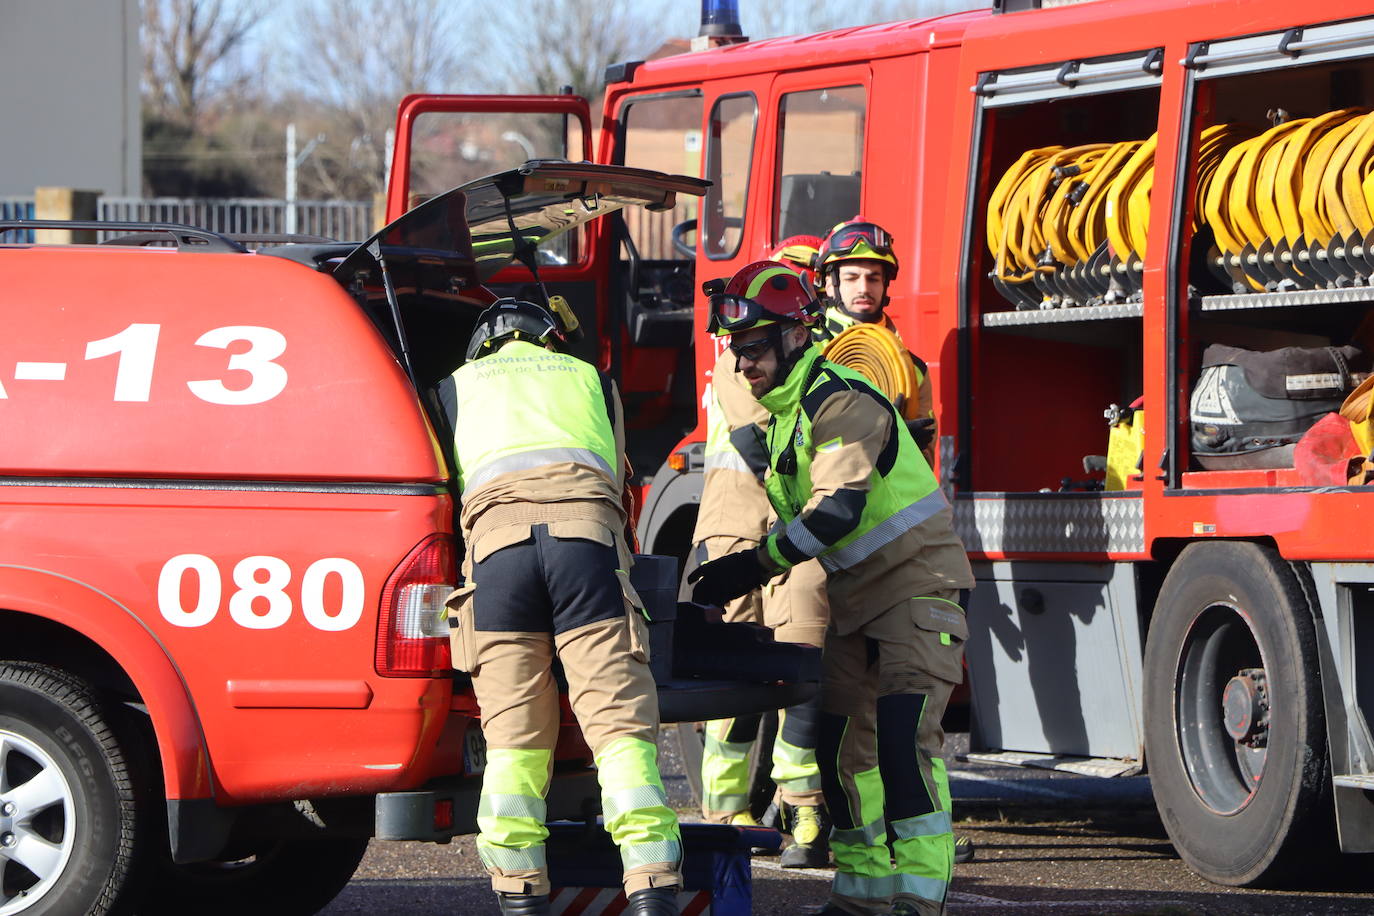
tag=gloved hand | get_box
[687,549,769,608]
[906,417,936,452]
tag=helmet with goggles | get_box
[815,217,899,285]
[704,261,822,337]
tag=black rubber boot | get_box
[626,885,680,915]
[496,892,551,915]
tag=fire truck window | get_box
[619,95,704,263]
[407,111,586,264]
[775,85,866,242]
[703,94,757,259]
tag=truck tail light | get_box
[376,534,455,677]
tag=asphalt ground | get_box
[318,730,1374,916]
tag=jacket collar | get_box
[759,344,823,416]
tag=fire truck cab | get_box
[397,0,1374,889]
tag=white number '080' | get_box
[158,554,365,631]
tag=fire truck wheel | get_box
[1143,541,1333,886]
[139,834,370,916]
[0,662,143,916]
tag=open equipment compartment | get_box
[964,53,1161,494]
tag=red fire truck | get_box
[397,0,1374,888]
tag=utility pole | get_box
[284,123,324,235]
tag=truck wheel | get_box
[0,662,142,916]
[140,835,370,916]
[1143,541,1332,886]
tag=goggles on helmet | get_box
[823,221,893,260]
[705,262,822,337]
[707,293,781,336]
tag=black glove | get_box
[906,417,936,452]
[687,549,769,608]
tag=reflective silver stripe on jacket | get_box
[783,516,827,558]
[464,447,612,492]
[704,449,753,473]
[819,489,949,572]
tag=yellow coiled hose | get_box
[984,106,1374,305]
[820,324,921,420]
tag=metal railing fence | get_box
[0,196,371,243]
[99,198,372,241]
[0,198,36,242]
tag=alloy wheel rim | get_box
[0,729,77,914]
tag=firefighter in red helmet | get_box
[690,262,975,916]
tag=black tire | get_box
[0,661,143,916]
[1143,541,1333,886]
[139,834,370,916]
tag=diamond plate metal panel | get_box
[982,302,1143,326]
[1199,285,1374,312]
[953,493,1144,554]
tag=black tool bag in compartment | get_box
[1190,343,1368,470]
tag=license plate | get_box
[464,726,488,775]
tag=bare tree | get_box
[143,0,266,126]
[285,0,472,197]
[485,0,662,101]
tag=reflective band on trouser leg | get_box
[701,717,756,819]
[773,698,823,805]
[878,693,951,910]
[477,747,553,894]
[771,734,822,798]
[596,736,683,891]
[818,710,893,911]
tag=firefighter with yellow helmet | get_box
[443,299,682,916]
[814,218,936,460]
[689,263,974,916]
[690,236,833,867]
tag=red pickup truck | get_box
[0,162,815,916]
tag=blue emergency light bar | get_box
[700,0,743,36]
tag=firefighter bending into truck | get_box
[688,263,975,916]
[689,238,832,868]
[443,298,683,916]
[812,218,937,465]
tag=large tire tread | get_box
[1143,542,1333,887]
[0,661,142,916]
